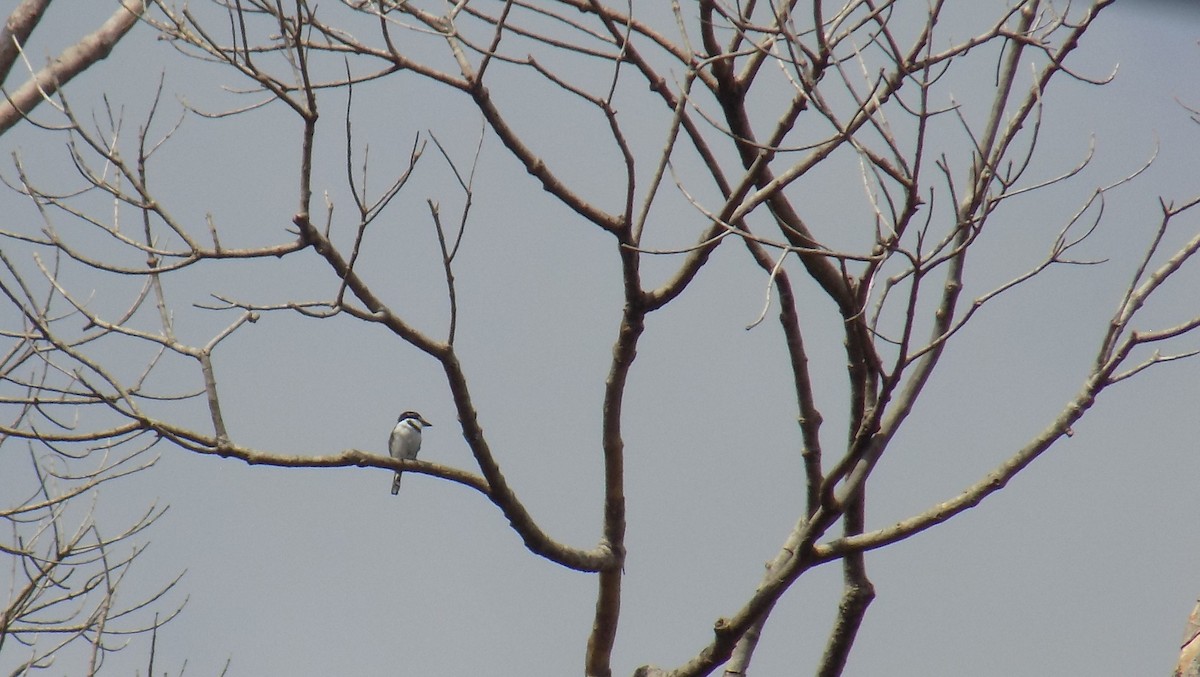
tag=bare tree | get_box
[0,2,188,675]
[1,1,1197,675]
[0,411,181,674]
[0,191,184,672]
[0,0,147,135]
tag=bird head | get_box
[398,411,432,428]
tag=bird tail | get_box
[391,471,402,495]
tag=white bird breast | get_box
[389,420,424,461]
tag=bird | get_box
[389,411,431,495]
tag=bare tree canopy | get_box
[0,2,183,675]
[0,0,147,135]
[2,1,1198,675]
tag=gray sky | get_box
[2,2,1199,675]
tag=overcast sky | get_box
[2,2,1200,676]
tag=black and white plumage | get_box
[389,411,431,495]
